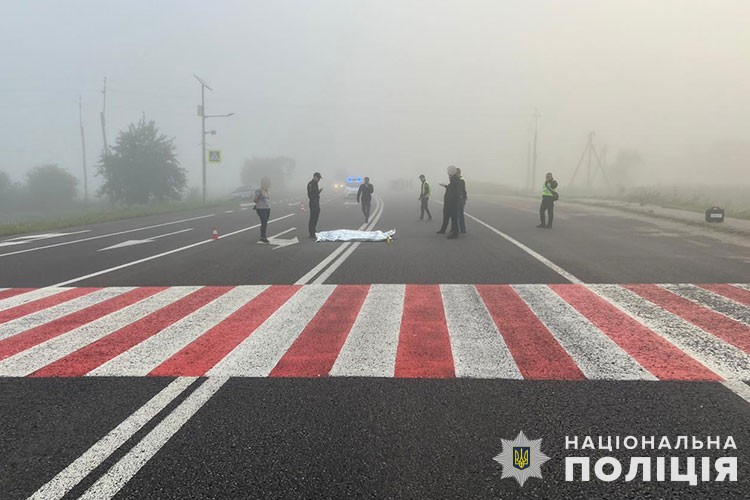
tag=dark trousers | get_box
[420,197,431,219]
[256,208,270,239]
[457,199,466,233]
[540,197,554,227]
[361,199,371,222]
[447,203,459,236]
[308,201,320,235]
[439,203,451,232]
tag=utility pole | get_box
[194,74,233,204]
[79,96,88,203]
[195,75,212,205]
[100,77,108,154]
[532,108,540,191]
[526,140,531,190]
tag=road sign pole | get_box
[201,85,206,204]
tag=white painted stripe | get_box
[268,227,296,239]
[591,284,750,380]
[0,288,133,341]
[0,214,215,258]
[514,285,655,380]
[662,284,750,326]
[722,380,750,405]
[311,198,384,284]
[441,284,523,379]
[295,198,381,285]
[330,284,404,377]
[208,285,334,376]
[0,287,71,312]
[0,287,199,376]
[28,377,197,500]
[89,286,265,376]
[78,377,228,500]
[733,283,750,292]
[460,207,581,284]
[47,213,294,287]
[295,242,353,285]
[225,210,234,213]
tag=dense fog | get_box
[1,0,748,205]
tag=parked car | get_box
[230,185,256,201]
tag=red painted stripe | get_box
[0,288,98,324]
[698,284,750,307]
[394,285,455,378]
[0,287,163,363]
[625,284,750,354]
[0,288,35,302]
[270,285,369,377]
[151,286,299,377]
[31,287,231,377]
[477,285,585,380]
[552,285,720,381]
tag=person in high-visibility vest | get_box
[537,172,558,228]
[418,174,432,221]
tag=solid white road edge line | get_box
[456,203,582,284]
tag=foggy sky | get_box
[1,0,748,196]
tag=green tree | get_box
[97,118,186,205]
[26,164,78,209]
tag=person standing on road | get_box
[437,166,461,239]
[307,172,323,238]
[254,176,271,243]
[456,167,467,234]
[418,174,432,221]
[357,176,374,223]
[538,172,558,228]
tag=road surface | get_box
[0,192,748,499]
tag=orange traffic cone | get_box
[212,226,219,240]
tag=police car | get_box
[344,177,363,198]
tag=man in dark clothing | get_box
[456,167,467,234]
[356,177,374,223]
[307,172,323,237]
[538,172,558,228]
[437,166,461,239]
[418,174,432,221]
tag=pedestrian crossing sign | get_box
[208,150,222,163]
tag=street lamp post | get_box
[194,74,234,204]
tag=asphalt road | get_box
[0,191,749,499]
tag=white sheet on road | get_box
[315,229,395,242]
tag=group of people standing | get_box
[254,168,558,243]
[417,166,468,239]
[429,165,468,239]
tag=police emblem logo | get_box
[494,431,549,486]
[513,446,530,470]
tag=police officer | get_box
[307,172,323,237]
[418,174,432,221]
[456,167,467,234]
[538,172,558,228]
[357,176,374,223]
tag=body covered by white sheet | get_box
[315,229,395,242]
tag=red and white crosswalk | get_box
[0,283,747,380]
